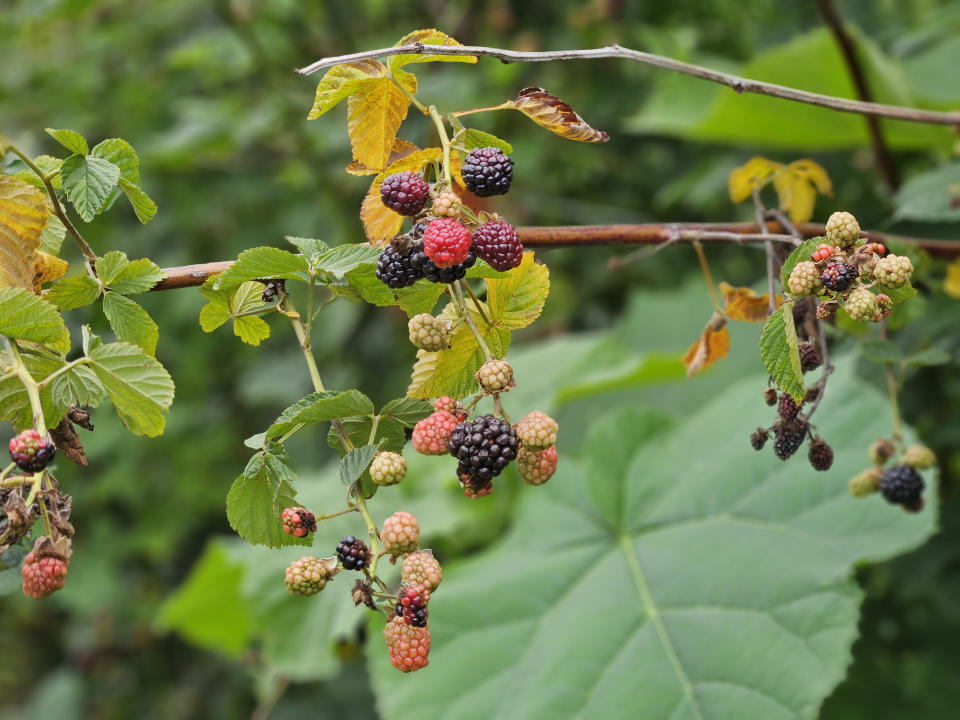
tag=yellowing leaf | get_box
[683,312,730,377]
[773,159,833,223]
[388,29,477,69]
[346,138,419,175]
[945,258,960,300]
[728,156,783,203]
[360,147,443,245]
[346,65,417,171]
[486,252,550,330]
[719,281,781,323]
[0,176,49,290]
[307,60,381,120]
[33,250,69,292]
[508,87,609,143]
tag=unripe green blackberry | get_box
[902,444,936,470]
[381,511,420,556]
[869,438,895,465]
[400,550,442,592]
[516,410,559,451]
[825,211,860,249]
[843,288,879,322]
[848,467,882,498]
[516,445,558,485]
[431,190,462,218]
[874,254,913,288]
[476,359,514,394]
[408,313,449,352]
[787,261,822,296]
[285,556,331,596]
[369,451,407,486]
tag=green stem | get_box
[461,280,492,327]
[315,506,359,521]
[6,340,46,434]
[0,461,16,482]
[36,487,53,537]
[350,483,386,590]
[427,105,453,189]
[884,365,904,449]
[451,102,514,118]
[36,358,90,390]
[390,75,430,115]
[23,471,44,507]
[453,281,493,361]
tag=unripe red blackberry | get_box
[376,241,423,289]
[787,261,823,296]
[285,556,331,596]
[401,550,442,592]
[777,393,803,421]
[879,465,924,507]
[383,615,430,672]
[422,218,472,268]
[431,190,461,218]
[798,341,822,373]
[826,211,860,249]
[476,359,514,395]
[380,171,429,216]
[821,261,858,292]
[862,242,886,257]
[808,437,834,471]
[472,221,523,272]
[381,511,420,556]
[369,451,407,486]
[408,313,449,351]
[433,395,466,420]
[875,293,893,318]
[336,536,369,570]
[461,146,513,197]
[448,414,518,481]
[773,420,808,460]
[517,444,558,486]
[21,550,68,598]
[902,444,936,470]
[750,428,769,451]
[281,507,317,538]
[516,411,559,451]
[395,585,430,627]
[412,411,459,456]
[409,241,476,283]
[9,429,56,472]
[849,467,882,497]
[843,288,878,322]
[874,254,913,288]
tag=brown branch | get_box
[817,0,899,191]
[295,43,960,127]
[152,222,960,291]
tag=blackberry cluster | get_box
[448,414,518,482]
[336,536,369,570]
[821,262,858,292]
[472,221,523,271]
[773,420,808,460]
[380,171,429,216]
[879,465,924,508]
[410,242,476,283]
[376,242,422,289]
[461,146,513,197]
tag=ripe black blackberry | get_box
[448,414,518,481]
[380,171,429,215]
[410,242,476,284]
[336,536,369,570]
[808,437,834,471]
[750,428,769,451]
[798,341,822,373]
[778,393,803,421]
[821,262,858,292]
[879,465,924,507]
[376,241,423,289]
[472,221,523,271]
[461,146,513,197]
[773,420,808,460]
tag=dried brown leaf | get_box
[508,87,609,143]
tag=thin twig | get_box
[295,43,960,127]
[764,209,802,239]
[752,190,779,315]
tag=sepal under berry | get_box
[381,511,420,556]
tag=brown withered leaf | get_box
[683,311,730,377]
[33,250,69,292]
[0,176,49,290]
[719,281,782,323]
[509,87,609,143]
[51,414,87,466]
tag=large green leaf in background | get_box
[369,357,937,720]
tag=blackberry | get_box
[773,420,808,460]
[461,147,513,197]
[448,414,518,481]
[879,465,924,507]
[821,262,858,292]
[409,242,475,284]
[9,430,56,473]
[798,342,822,373]
[336,536,369,570]
[472,221,524,271]
[750,428,769,451]
[376,242,423,289]
[261,279,286,303]
[763,388,778,406]
[825,211,861,249]
[380,171,429,216]
[808,437,834,471]
[395,586,429,627]
[778,393,803,421]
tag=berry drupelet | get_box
[410,242,476,284]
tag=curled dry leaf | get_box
[0,176,49,290]
[509,87,609,143]
[33,250,69,293]
[719,281,781,323]
[51,414,87,466]
[683,311,730,377]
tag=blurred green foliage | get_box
[1,0,959,717]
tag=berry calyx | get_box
[777,393,803,421]
[380,171,429,216]
[281,506,317,538]
[825,211,860,249]
[448,414,519,482]
[902,444,936,470]
[369,451,407,486]
[787,261,823,296]
[409,242,476,284]
[400,550,442,593]
[381,511,420,556]
[798,341,823,373]
[472,220,524,272]
[21,549,69,599]
[336,536,369,570]
[476,358,514,395]
[412,410,460,456]
[808,437,834,471]
[750,428,769,451]
[383,615,430,672]
[843,287,878,322]
[517,444,558,486]
[376,241,423,289]
[422,218,472,268]
[821,261,859,292]
[879,464,925,508]
[773,419,808,460]
[9,429,56,473]
[431,190,462,218]
[395,585,430,627]
[408,313,449,352]
[873,254,913,288]
[285,556,331,596]
[461,146,513,197]
[516,411,559,451]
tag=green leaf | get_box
[90,138,140,184]
[60,155,121,222]
[486,252,550,330]
[339,443,379,487]
[118,178,158,224]
[286,235,329,264]
[397,282,446,317]
[894,162,960,222]
[39,215,66,255]
[344,265,399,307]
[264,389,375,443]
[370,358,937,719]
[904,346,951,367]
[87,339,175,436]
[0,352,70,431]
[328,415,406,455]
[198,280,271,346]
[102,291,159,355]
[226,451,305,548]
[759,303,805,402]
[462,128,513,154]
[0,287,70,353]
[51,363,104,408]
[465,259,506,279]
[379,397,432,427]
[875,281,916,305]
[780,237,822,293]
[212,247,311,290]
[315,244,381,279]
[157,542,253,658]
[45,128,88,155]
[95,251,165,294]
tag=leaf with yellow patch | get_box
[683,312,730,377]
[945,258,960,300]
[486,252,550,330]
[728,156,783,203]
[346,65,417,171]
[360,147,443,244]
[508,87,609,144]
[346,138,419,175]
[719,281,781,323]
[0,176,49,290]
[307,60,381,120]
[388,29,477,69]
[33,251,69,292]
[772,159,833,223]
